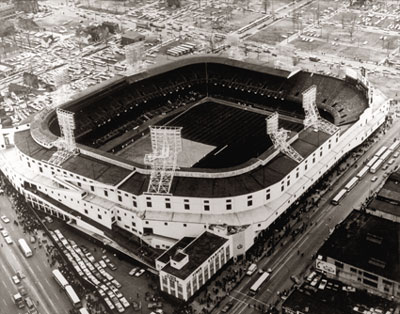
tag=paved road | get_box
[214,120,400,314]
[0,195,71,314]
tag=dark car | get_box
[221,301,234,313]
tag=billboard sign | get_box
[316,260,336,275]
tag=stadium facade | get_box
[0,56,390,299]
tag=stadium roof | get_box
[119,128,331,197]
[16,121,330,197]
[14,130,131,185]
[16,56,366,197]
[318,211,400,282]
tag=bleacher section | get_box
[48,60,368,153]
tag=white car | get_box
[115,302,125,313]
[1,216,10,223]
[1,230,9,237]
[104,297,115,310]
[129,267,138,276]
[12,275,20,285]
[5,236,13,244]
[135,269,145,277]
[99,260,107,269]
[318,279,328,290]
[310,277,319,287]
[119,297,130,308]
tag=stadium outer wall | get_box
[0,65,390,261]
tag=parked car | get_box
[290,275,300,285]
[18,285,27,296]
[135,269,145,277]
[148,302,163,309]
[108,262,117,271]
[1,215,10,223]
[221,301,234,313]
[306,271,317,282]
[5,236,13,244]
[318,279,328,290]
[12,275,21,285]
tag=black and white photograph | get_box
[0,0,399,314]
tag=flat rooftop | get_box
[283,289,344,314]
[283,281,397,314]
[14,129,131,186]
[119,127,331,197]
[159,231,228,280]
[368,171,400,218]
[14,129,56,162]
[318,211,400,282]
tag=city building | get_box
[367,171,400,222]
[156,231,231,301]
[121,30,145,46]
[14,0,38,13]
[282,283,397,314]
[0,2,15,19]
[0,56,390,299]
[316,210,400,301]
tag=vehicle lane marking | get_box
[233,290,268,306]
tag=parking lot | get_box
[47,221,176,314]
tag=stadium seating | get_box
[50,62,367,151]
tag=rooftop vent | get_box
[366,233,383,245]
[368,258,386,269]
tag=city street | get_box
[0,195,71,314]
[214,119,400,314]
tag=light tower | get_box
[266,112,303,163]
[53,67,70,107]
[302,85,338,135]
[48,109,79,166]
[144,126,182,195]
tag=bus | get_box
[388,140,400,152]
[249,272,270,295]
[370,159,384,174]
[366,156,379,168]
[52,269,69,289]
[65,285,81,308]
[379,150,391,163]
[356,166,369,179]
[18,239,32,257]
[331,189,347,205]
[374,146,387,158]
[344,177,359,191]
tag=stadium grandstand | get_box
[0,55,390,301]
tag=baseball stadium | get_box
[0,55,390,300]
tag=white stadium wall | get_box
[0,76,390,254]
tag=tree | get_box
[0,21,16,43]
